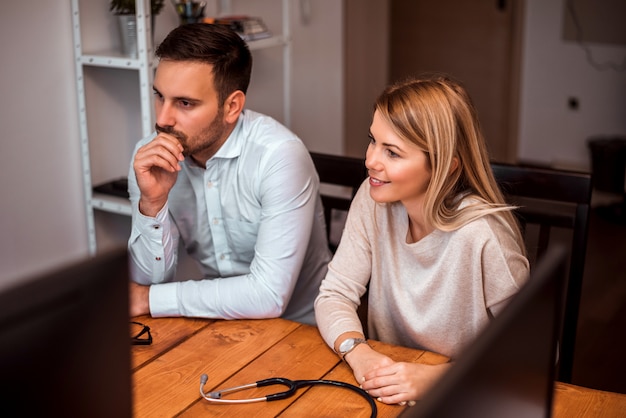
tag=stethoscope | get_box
[199,374,377,417]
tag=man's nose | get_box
[155,102,175,127]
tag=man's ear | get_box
[223,90,245,124]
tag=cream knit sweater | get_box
[315,181,529,359]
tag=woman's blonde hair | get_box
[375,74,525,251]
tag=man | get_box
[127,23,330,325]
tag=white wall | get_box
[4,0,621,289]
[229,0,344,155]
[290,0,344,155]
[0,1,88,289]
[518,0,626,171]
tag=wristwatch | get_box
[338,337,368,360]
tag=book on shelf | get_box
[93,177,129,199]
[202,15,272,41]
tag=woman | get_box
[314,74,529,405]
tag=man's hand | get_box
[129,281,151,317]
[133,133,184,217]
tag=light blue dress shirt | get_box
[128,110,331,325]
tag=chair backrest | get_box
[310,152,368,251]
[491,163,592,383]
[310,152,369,326]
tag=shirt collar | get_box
[211,111,245,161]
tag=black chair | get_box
[310,152,368,252]
[310,152,368,326]
[587,137,626,222]
[491,162,592,383]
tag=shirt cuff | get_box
[134,201,169,230]
[149,282,181,317]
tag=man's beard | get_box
[154,108,227,158]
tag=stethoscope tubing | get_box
[199,374,377,417]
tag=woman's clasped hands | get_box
[345,344,450,406]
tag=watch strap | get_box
[338,337,368,360]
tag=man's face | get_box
[153,60,229,163]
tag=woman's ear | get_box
[449,157,460,174]
[223,90,246,124]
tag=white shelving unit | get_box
[71,0,291,255]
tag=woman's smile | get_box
[369,176,389,187]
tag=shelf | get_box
[74,0,291,254]
[247,34,288,50]
[80,33,287,69]
[78,35,285,72]
[80,53,151,70]
[91,194,132,216]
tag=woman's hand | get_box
[344,343,395,384]
[360,361,451,405]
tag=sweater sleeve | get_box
[480,213,530,313]
[315,180,372,348]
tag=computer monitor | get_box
[404,245,568,418]
[0,247,132,418]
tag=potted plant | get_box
[110,0,165,57]
[110,0,165,16]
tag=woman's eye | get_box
[368,134,375,144]
[386,149,399,158]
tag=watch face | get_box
[339,338,354,353]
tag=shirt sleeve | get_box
[127,137,179,285]
[149,140,320,320]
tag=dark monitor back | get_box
[0,248,132,418]
[404,245,568,418]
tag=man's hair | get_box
[374,74,525,252]
[156,23,252,106]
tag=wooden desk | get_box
[132,316,626,418]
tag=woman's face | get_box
[365,110,432,208]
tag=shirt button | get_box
[207,181,213,188]
[155,257,161,261]
[213,218,220,225]
[219,254,225,260]
[153,225,160,230]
